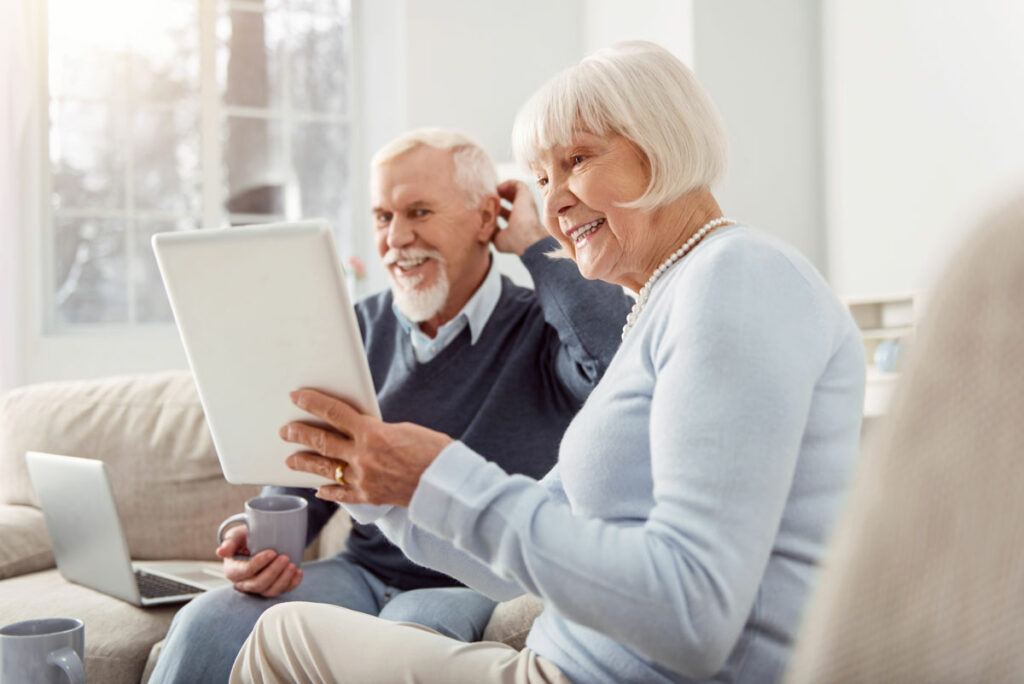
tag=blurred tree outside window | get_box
[46,0,352,328]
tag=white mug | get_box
[0,617,86,683]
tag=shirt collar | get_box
[392,257,502,345]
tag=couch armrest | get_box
[0,504,55,579]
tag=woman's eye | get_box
[571,155,586,165]
[536,177,548,188]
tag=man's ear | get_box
[476,195,501,243]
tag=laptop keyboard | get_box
[135,570,204,599]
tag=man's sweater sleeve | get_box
[520,237,633,401]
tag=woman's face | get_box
[532,131,653,290]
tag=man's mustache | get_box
[382,248,446,266]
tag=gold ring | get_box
[334,464,346,486]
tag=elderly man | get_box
[149,128,632,683]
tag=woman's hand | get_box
[492,179,549,256]
[280,388,454,507]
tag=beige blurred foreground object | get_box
[787,191,1024,682]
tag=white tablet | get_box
[152,220,379,487]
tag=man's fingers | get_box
[262,563,299,598]
[225,549,277,583]
[216,525,247,557]
[286,451,346,483]
[497,178,523,201]
[234,555,291,595]
[289,388,366,434]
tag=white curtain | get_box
[0,0,31,392]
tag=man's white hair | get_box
[371,128,498,207]
[511,40,728,210]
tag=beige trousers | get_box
[229,601,571,684]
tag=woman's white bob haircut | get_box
[371,127,497,207]
[512,41,728,210]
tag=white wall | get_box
[692,0,826,270]
[351,0,585,296]
[583,0,694,65]
[824,0,1024,298]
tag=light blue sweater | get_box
[351,226,866,683]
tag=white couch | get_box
[0,372,539,683]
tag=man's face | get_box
[371,146,492,323]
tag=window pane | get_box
[135,219,197,323]
[130,0,200,101]
[48,0,129,100]
[223,115,286,215]
[289,12,349,114]
[134,106,202,214]
[292,121,348,227]
[54,217,128,325]
[50,101,127,210]
[289,0,350,15]
[217,6,285,109]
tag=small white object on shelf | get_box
[844,292,922,416]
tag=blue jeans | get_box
[148,554,497,684]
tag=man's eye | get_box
[411,209,431,218]
[375,213,392,225]
[571,155,586,166]
[536,177,548,188]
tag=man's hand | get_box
[217,524,303,598]
[492,179,549,256]
[280,388,453,507]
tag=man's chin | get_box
[390,278,449,323]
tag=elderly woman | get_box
[231,41,865,683]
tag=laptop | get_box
[25,451,231,607]
[151,220,379,487]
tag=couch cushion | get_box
[0,504,54,579]
[0,372,261,560]
[0,569,181,684]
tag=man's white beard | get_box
[391,271,450,323]
[384,247,450,323]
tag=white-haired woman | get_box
[231,41,865,684]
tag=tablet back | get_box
[152,220,379,487]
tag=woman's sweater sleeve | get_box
[365,464,569,602]
[405,247,834,678]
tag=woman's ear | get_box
[476,194,501,243]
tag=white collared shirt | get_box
[392,261,502,364]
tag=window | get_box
[45,0,353,329]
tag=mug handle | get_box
[46,646,86,684]
[217,512,250,560]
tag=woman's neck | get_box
[626,188,724,292]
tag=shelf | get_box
[860,326,914,340]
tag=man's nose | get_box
[386,219,415,249]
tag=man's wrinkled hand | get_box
[492,179,548,256]
[216,524,303,598]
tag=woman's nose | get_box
[543,178,576,219]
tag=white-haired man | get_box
[150,128,633,683]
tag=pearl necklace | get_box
[621,217,734,340]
